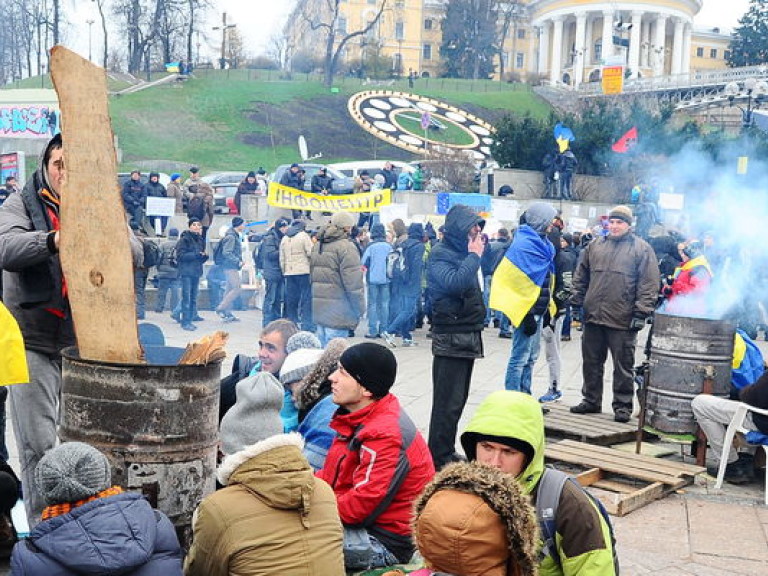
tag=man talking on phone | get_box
[426,204,486,469]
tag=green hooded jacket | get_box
[461,391,617,576]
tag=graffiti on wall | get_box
[0,106,60,138]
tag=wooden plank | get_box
[575,468,603,486]
[50,47,142,363]
[593,479,641,494]
[544,405,641,445]
[546,443,699,485]
[556,440,706,476]
[613,482,667,516]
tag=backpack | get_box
[188,194,205,220]
[213,237,227,266]
[386,245,405,280]
[142,239,161,268]
[536,467,619,574]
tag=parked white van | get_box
[326,160,416,180]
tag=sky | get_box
[65,0,750,64]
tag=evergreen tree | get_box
[727,0,768,67]
[440,0,497,79]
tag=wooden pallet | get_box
[545,439,706,516]
[544,403,653,445]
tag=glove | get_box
[629,316,646,331]
[522,314,538,336]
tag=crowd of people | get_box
[2,132,768,575]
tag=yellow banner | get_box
[268,183,392,213]
[1,301,29,386]
[602,66,624,95]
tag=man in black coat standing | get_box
[426,204,486,469]
[176,218,209,331]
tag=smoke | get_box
[650,136,768,323]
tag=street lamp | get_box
[724,78,768,128]
[86,19,95,62]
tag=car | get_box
[327,160,415,181]
[117,171,171,189]
[270,163,355,195]
[201,171,250,214]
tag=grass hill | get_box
[9,69,553,174]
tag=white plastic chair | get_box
[714,402,768,505]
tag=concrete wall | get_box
[483,168,622,205]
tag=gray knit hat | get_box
[220,372,284,455]
[285,331,322,355]
[280,348,324,385]
[35,442,111,506]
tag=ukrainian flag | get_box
[0,301,28,386]
[489,226,555,328]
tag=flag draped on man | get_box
[489,226,556,328]
[0,300,29,386]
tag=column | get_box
[550,17,564,84]
[539,21,550,76]
[653,14,668,76]
[628,11,643,78]
[573,12,587,86]
[672,18,685,75]
[585,16,595,67]
[682,23,692,75]
[640,19,651,67]
[601,10,614,63]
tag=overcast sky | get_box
[66,0,749,63]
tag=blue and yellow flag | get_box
[1,301,28,386]
[489,226,555,328]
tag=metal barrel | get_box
[60,347,221,548]
[646,312,735,435]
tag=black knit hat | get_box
[339,342,397,398]
[460,432,535,468]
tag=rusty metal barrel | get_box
[60,347,221,547]
[645,312,735,435]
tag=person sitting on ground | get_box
[317,342,435,570]
[294,338,349,470]
[219,319,298,421]
[412,461,539,576]
[185,372,343,576]
[461,390,618,575]
[12,442,183,575]
[692,369,768,485]
[278,331,323,433]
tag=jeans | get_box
[216,269,243,314]
[262,276,284,326]
[316,325,349,347]
[10,350,61,526]
[367,283,390,335]
[134,267,148,318]
[483,274,493,325]
[285,274,313,330]
[342,526,399,570]
[155,278,180,312]
[387,292,418,340]
[504,314,544,394]
[180,275,200,323]
[562,303,572,337]
[498,311,511,335]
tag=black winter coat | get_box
[427,205,485,358]
[176,230,208,278]
[256,227,284,281]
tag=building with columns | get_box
[282,1,732,85]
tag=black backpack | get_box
[213,237,226,266]
[142,239,161,268]
[386,245,405,280]
[188,194,205,220]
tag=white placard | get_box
[490,198,519,222]
[588,206,597,218]
[658,193,684,211]
[146,197,176,217]
[570,204,580,216]
[569,217,589,232]
[379,203,409,226]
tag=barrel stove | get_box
[60,347,221,548]
[645,312,735,435]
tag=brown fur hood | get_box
[413,462,539,576]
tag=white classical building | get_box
[529,0,717,86]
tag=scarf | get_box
[41,486,123,520]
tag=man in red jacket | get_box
[317,342,435,570]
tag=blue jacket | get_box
[298,394,338,471]
[11,492,183,576]
[361,240,392,285]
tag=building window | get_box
[424,19,433,30]
[516,52,524,68]
[395,21,404,40]
[337,17,347,34]
[517,29,525,40]
[423,43,432,60]
[710,48,717,58]
[594,40,602,62]
[724,50,731,60]
[696,47,704,57]
[393,53,403,73]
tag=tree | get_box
[295,0,388,87]
[727,0,768,67]
[440,0,497,79]
[494,1,524,81]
